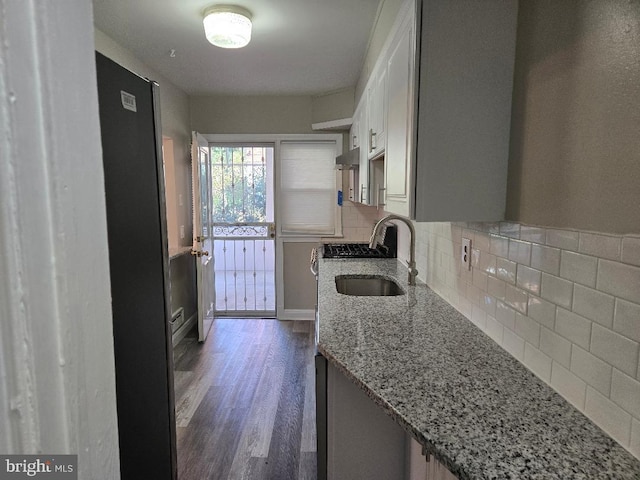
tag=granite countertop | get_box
[316,256,640,480]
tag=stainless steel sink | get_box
[335,275,405,296]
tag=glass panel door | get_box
[210,144,275,316]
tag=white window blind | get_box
[280,141,338,235]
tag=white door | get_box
[191,132,215,342]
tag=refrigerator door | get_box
[96,52,176,480]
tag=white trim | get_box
[278,309,315,321]
[311,117,353,131]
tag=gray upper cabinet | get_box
[412,0,518,222]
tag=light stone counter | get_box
[317,256,640,480]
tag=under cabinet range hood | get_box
[335,147,360,169]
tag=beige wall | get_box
[190,95,315,134]
[507,0,640,234]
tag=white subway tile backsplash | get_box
[585,387,632,446]
[496,257,517,284]
[487,276,506,301]
[559,251,598,288]
[499,222,521,239]
[472,269,488,292]
[421,221,640,459]
[579,232,622,262]
[481,294,497,317]
[528,296,556,330]
[631,419,640,458]
[546,229,580,251]
[540,326,572,368]
[524,343,552,382]
[486,315,504,344]
[520,226,546,245]
[516,265,542,295]
[570,345,613,397]
[551,362,587,410]
[479,251,497,275]
[509,239,531,266]
[597,259,640,305]
[541,273,574,309]
[611,369,640,419]
[555,308,592,350]
[515,313,541,347]
[572,284,615,329]
[474,232,491,252]
[472,305,488,330]
[614,299,640,343]
[503,328,525,361]
[490,234,509,258]
[505,284,528,314]
[622,236,640,267]
[531,244,561,276]
[495,301,516,330]
[590,324,640,378]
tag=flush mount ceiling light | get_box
[203,5,252,49]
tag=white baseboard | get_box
[172,312,196,345]
[278,309,315,321]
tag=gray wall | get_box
[283,243,319,310]
[507,0,640,234]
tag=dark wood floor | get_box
[173,318,317,480]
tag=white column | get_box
[0,0,120,478]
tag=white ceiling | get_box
[92,0,382,96]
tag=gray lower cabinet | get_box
[327,362,456,480]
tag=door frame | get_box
[203,133,342,320]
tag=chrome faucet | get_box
[369,214,418,286]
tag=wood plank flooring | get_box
[173,318,317,480]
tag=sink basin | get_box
[335,275,405,296]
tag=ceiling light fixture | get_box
[203,5,252,49]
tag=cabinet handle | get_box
[369,128,377,152]
[360,184,367,202]
[352,135,357,148]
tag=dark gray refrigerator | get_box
[95,52,176,480]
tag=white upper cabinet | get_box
[367,66,387,160]
[383,7,416,218]
[412,0,518,221]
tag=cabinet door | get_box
[384,10,415,218]
[359,102,370,204]
[367,67,387,160]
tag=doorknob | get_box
[190,250,209,257]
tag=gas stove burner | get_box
[322,243,395,259]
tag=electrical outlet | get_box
[461,238,472,270]
[180,225,185,239]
